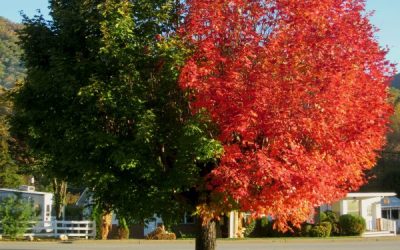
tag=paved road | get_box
[1,238,400,250]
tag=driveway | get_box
[0,238,399,250]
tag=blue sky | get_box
[0,0,399,71]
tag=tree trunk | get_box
[52,178,67,220]
[100,211,112,240]
[196,216,216,250]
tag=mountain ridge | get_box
[0,16,24,89]
[391,73,400,89]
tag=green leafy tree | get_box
[0,87,23,188]
[0,195,34,239]
[11,0,221,241]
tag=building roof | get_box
[343,192,397,199]
[382,196,400,208]
[0,188,53,196]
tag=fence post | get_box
[54,220,58,238]
[393,221,397,235]
[85,221,88,239]
[92,220,96,238]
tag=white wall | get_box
[0,190,53,222]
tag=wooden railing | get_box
[0,220,96,239]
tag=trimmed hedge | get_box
[339,214,366,236]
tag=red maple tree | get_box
[180,0,394,229]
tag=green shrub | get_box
[309,223,331,237]
[64,205,83,220]
[301,223,313,237]
[320,222,332,237]
[339,214,366,236]
[249,217,270,237]
[323,211,339,223]
[0,196,35,239]
[243,219,256,237]
[321,210,340,236]
[117,217,129,239]
[319,211,328,222]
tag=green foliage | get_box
[362,87,400,198]
[250,217,270,237]
[117,216,129,239]
[0,88,23,188]
[339,214,366,236]
[64,204,84,220]
[11,0,222,225]
[300,223,313,237]
[90,204,103,239]
[320,222,332,237]
[247,217,296,237]
[243,219,256,237]
[320,210,340,236]
[381,171,400,196]
[302,211,337,238]
[0,195,34,239]
[386,87,400,152]
[309,222,331,237]
[0,17,25,89]
[0,17,43,189]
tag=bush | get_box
[301,223,313,237]
[247,217,269,237]
[323,211,339,223]
[117,217,129,239]
[243,219,256,237]
[321,210,340,236]
[309,222,331,237]
[146,227,176,240]
[320,222,332,237]
[319,211,328,222]
[339,214,366,236]
[0,196,35,239]
[64,205,84,220]
[152,232,176,240]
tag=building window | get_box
[46,205,50,218]
[382,210,389,219]
[182,213,196,224]
[367,205,372,216]
[392,209,399,220]
[347,200,359,216]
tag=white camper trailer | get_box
[0,186,53,222]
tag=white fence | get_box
[365,217,397,234]
[380,218,397,234]
[0,220,96,239]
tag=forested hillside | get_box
[0,17,24,89]
[391,73,400,89]
[0,17,24,187]
[362,78,400,195]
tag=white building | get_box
[0,186,53,222]
[381,196,400,233]
[321,192,397,236]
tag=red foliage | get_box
[179,0,394,229]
